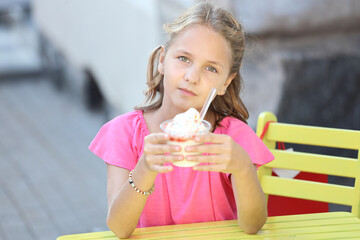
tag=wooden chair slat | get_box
[266,123,360,150]
[266,150,358,177]
[261,176,354,206]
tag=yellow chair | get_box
[256,111,360,217]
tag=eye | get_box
[178,56,189,63]
[206,66,217,73]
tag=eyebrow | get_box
[176,49,224,69]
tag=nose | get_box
[184,66,200,84]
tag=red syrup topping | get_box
[169,137,193,142]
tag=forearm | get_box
[231,161,267,234]
[107,157,157,238]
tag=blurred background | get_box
[0,0,359,239]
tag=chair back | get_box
[256,112,360,217]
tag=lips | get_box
[179,88,196,96]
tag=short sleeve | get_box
[215,118,274,168]
[89,111,146,170]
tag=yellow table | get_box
[57,212,360,239]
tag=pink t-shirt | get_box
[89,110,274,228]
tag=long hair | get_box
[136,2,249,125]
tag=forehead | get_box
[169,24,232,65]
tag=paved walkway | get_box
[0,78,109,240]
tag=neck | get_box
[142,105,183,134]
[157,102,191,122]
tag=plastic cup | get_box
[160,119,211,167]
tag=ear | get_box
[157,45,165,74]
[218,72,236,95]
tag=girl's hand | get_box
[184,133,253,174]
[143,133,184,173]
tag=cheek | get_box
[205,74,228,89]
[162,75,171,90]
[164,65,185,83]
[162,73,177,93]
[164,66,174,76]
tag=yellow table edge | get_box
[57,212,359,240]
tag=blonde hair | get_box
[136,2,249,125]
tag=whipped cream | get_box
[161,108,209,140]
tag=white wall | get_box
[33,0,160,114]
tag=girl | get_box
[89,2,274,238]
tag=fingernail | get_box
[175,146,181,151]
[194,136,200,142]
[185,146,193,152]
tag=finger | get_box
[193,164,227,172]
[194,133,229,144]
[184,143,225,154]
[151,164,174,173]
[186,153,223,163]
[147,154,184,165]
[144,143,181,155]
[144,133,170,144]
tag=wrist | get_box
[232,154,255,178]
[128,170,155,196]
[131,155,158,190]
[140,153,157,173]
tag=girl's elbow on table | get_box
[107,219,134,239]
[238,218,265,235]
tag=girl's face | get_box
[158,24,235,113]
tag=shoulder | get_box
[89,110,148,168]
[104,110,147,132]
[93,110,149,145]
[215,116,251,135]
[107,110,143,126]
[215,116,259,148]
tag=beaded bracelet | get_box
[128,170,155,196]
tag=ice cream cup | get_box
[160,119,211,167]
